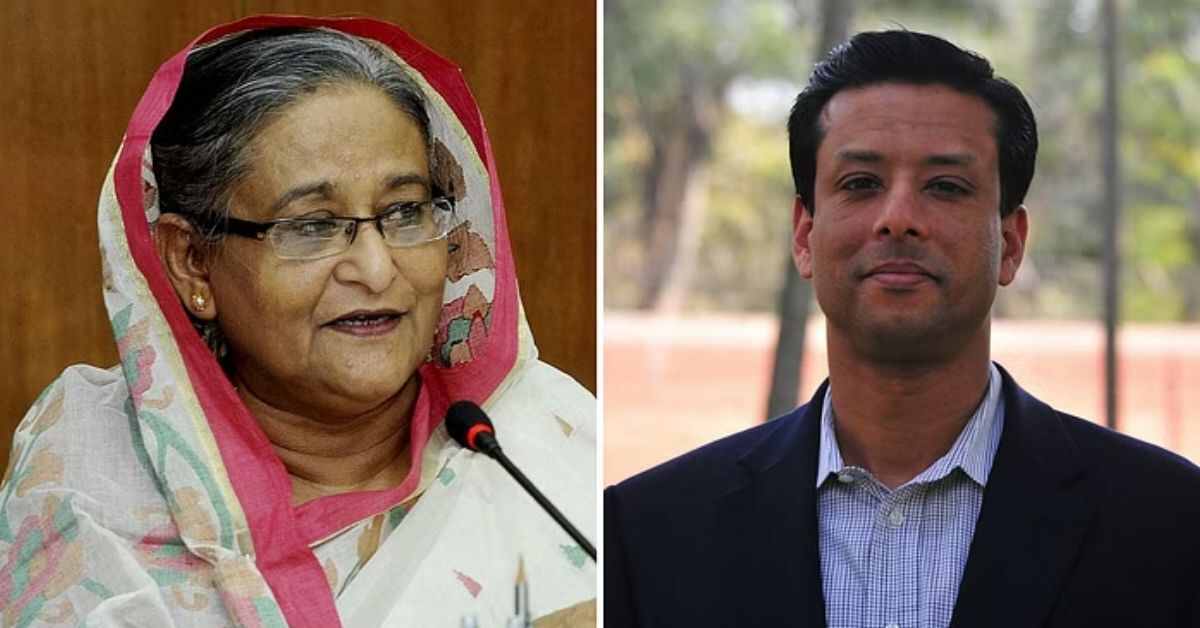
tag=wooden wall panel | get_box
[0,0,596,472]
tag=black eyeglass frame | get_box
[188,196,455,241]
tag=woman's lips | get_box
[324,312,403,337]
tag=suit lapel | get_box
[950,367,1095,628]
[712,384,828,628]
[701,370,1092,627]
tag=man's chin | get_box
[852,320,955,365]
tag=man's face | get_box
[793,83,1028,363]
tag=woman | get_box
[0,15,594,627]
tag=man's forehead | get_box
[820,81,993,118]
[817,82,998,164]
[833,148,977,167]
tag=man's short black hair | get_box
[787,30,1037,217]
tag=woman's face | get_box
[206,83,446,420]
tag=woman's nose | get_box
[334,223,398,293]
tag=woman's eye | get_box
[293,219,340,237]
[382,202,425,226]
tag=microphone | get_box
[446,401,596,561]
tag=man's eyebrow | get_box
[269,181,334,215]
[925,153,975,167]
[834,150,976,167]
[835,149,884,163]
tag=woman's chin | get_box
[319,376,405,407]
[318,366,421,413]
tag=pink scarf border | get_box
[112,15,519,627]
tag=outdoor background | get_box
[605,0,1200,483]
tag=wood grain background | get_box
[0,0,596,471]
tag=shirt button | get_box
[885,623,900,628]
[837,471,855,484]
[888,509,905,526]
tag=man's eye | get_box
[841,177,880,192]
[928,180,969,196]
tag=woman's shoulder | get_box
[1,366,222,625]
[11,363,132,444]
[3,364,163,521]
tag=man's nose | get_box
[872,185,928,239]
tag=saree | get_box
[0,15,595,628]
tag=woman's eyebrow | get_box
[383,173,430,192]
[269,181,334,214]
[266,174,429,216]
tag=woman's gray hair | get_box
[151,27,431,234]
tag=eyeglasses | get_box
[192,198,456,261]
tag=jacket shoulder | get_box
[608,404,810,509]
[1001,365,1200,497]
[1057,409,1200,494]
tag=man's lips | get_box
[862,261,937,287]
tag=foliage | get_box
[605,0,814,308]
[605,0,1200,322]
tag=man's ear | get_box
[155,213,218,321]
[792,197,815,279]
[998,204,1029,287]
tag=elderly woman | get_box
[0,15,594,627]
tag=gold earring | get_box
[191,293,207,312]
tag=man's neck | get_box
[235,375,421,505]
[826,332,992,490]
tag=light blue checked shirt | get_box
[816,363,1005,628]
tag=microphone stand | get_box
[476,435,597,561]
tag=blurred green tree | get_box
[605,0,813,311]
[606,0,1200,323]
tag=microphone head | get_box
[445,400,496,452]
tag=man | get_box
[605,30,1200,628]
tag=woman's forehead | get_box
[233,85,430,215]
[248,83,427,158]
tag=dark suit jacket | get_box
[605,365,1200,627]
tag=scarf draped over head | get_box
[99,15,526,626]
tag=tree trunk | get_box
[654,163,710,312]
[1100,0,1121,430]
[1184,188,1200,319]
[765,0,854,419]
[636,70,717,311]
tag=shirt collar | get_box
[816,362,1005,489]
